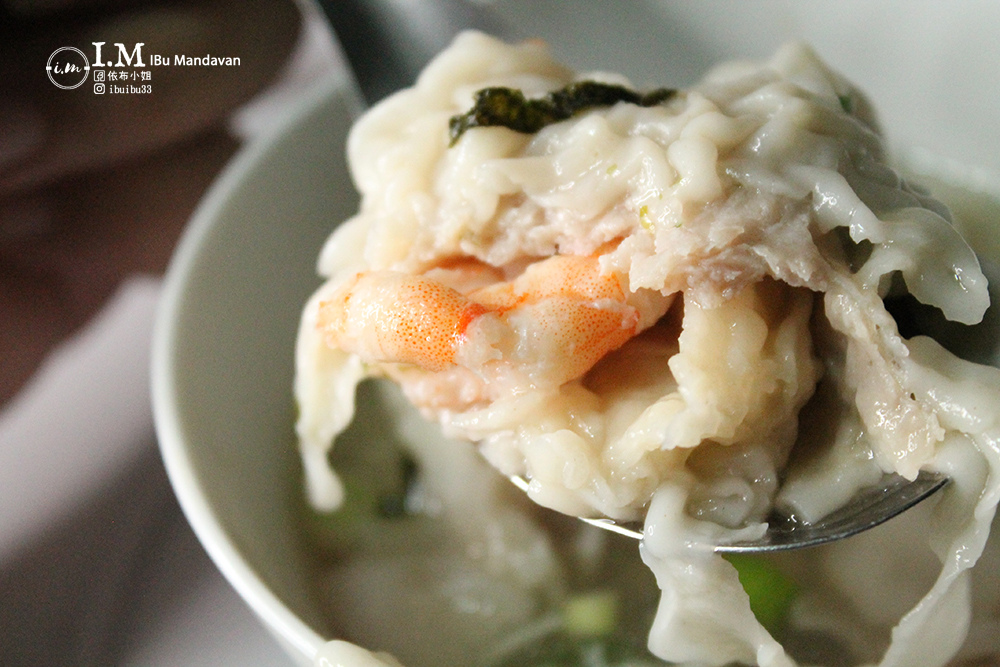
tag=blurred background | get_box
[0,0,997,665]
[0,0,338,663]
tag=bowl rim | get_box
[150,73,357,663]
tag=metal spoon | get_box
[513,471,950,553]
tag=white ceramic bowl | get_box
[151,7,1000,665]
[151,75,361,665]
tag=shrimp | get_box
[318,254,673,390]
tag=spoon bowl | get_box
[512,471,950,551]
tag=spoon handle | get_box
[313,0,507,104]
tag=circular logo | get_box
[46,47,90,89]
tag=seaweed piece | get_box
[449,81,676,146]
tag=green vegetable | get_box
[449,81,676,146]
[723,553,798,634]
[562,591,619,639]
[376,453,418,518]
[306,450,419,549]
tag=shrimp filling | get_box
[318,253,671,398]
